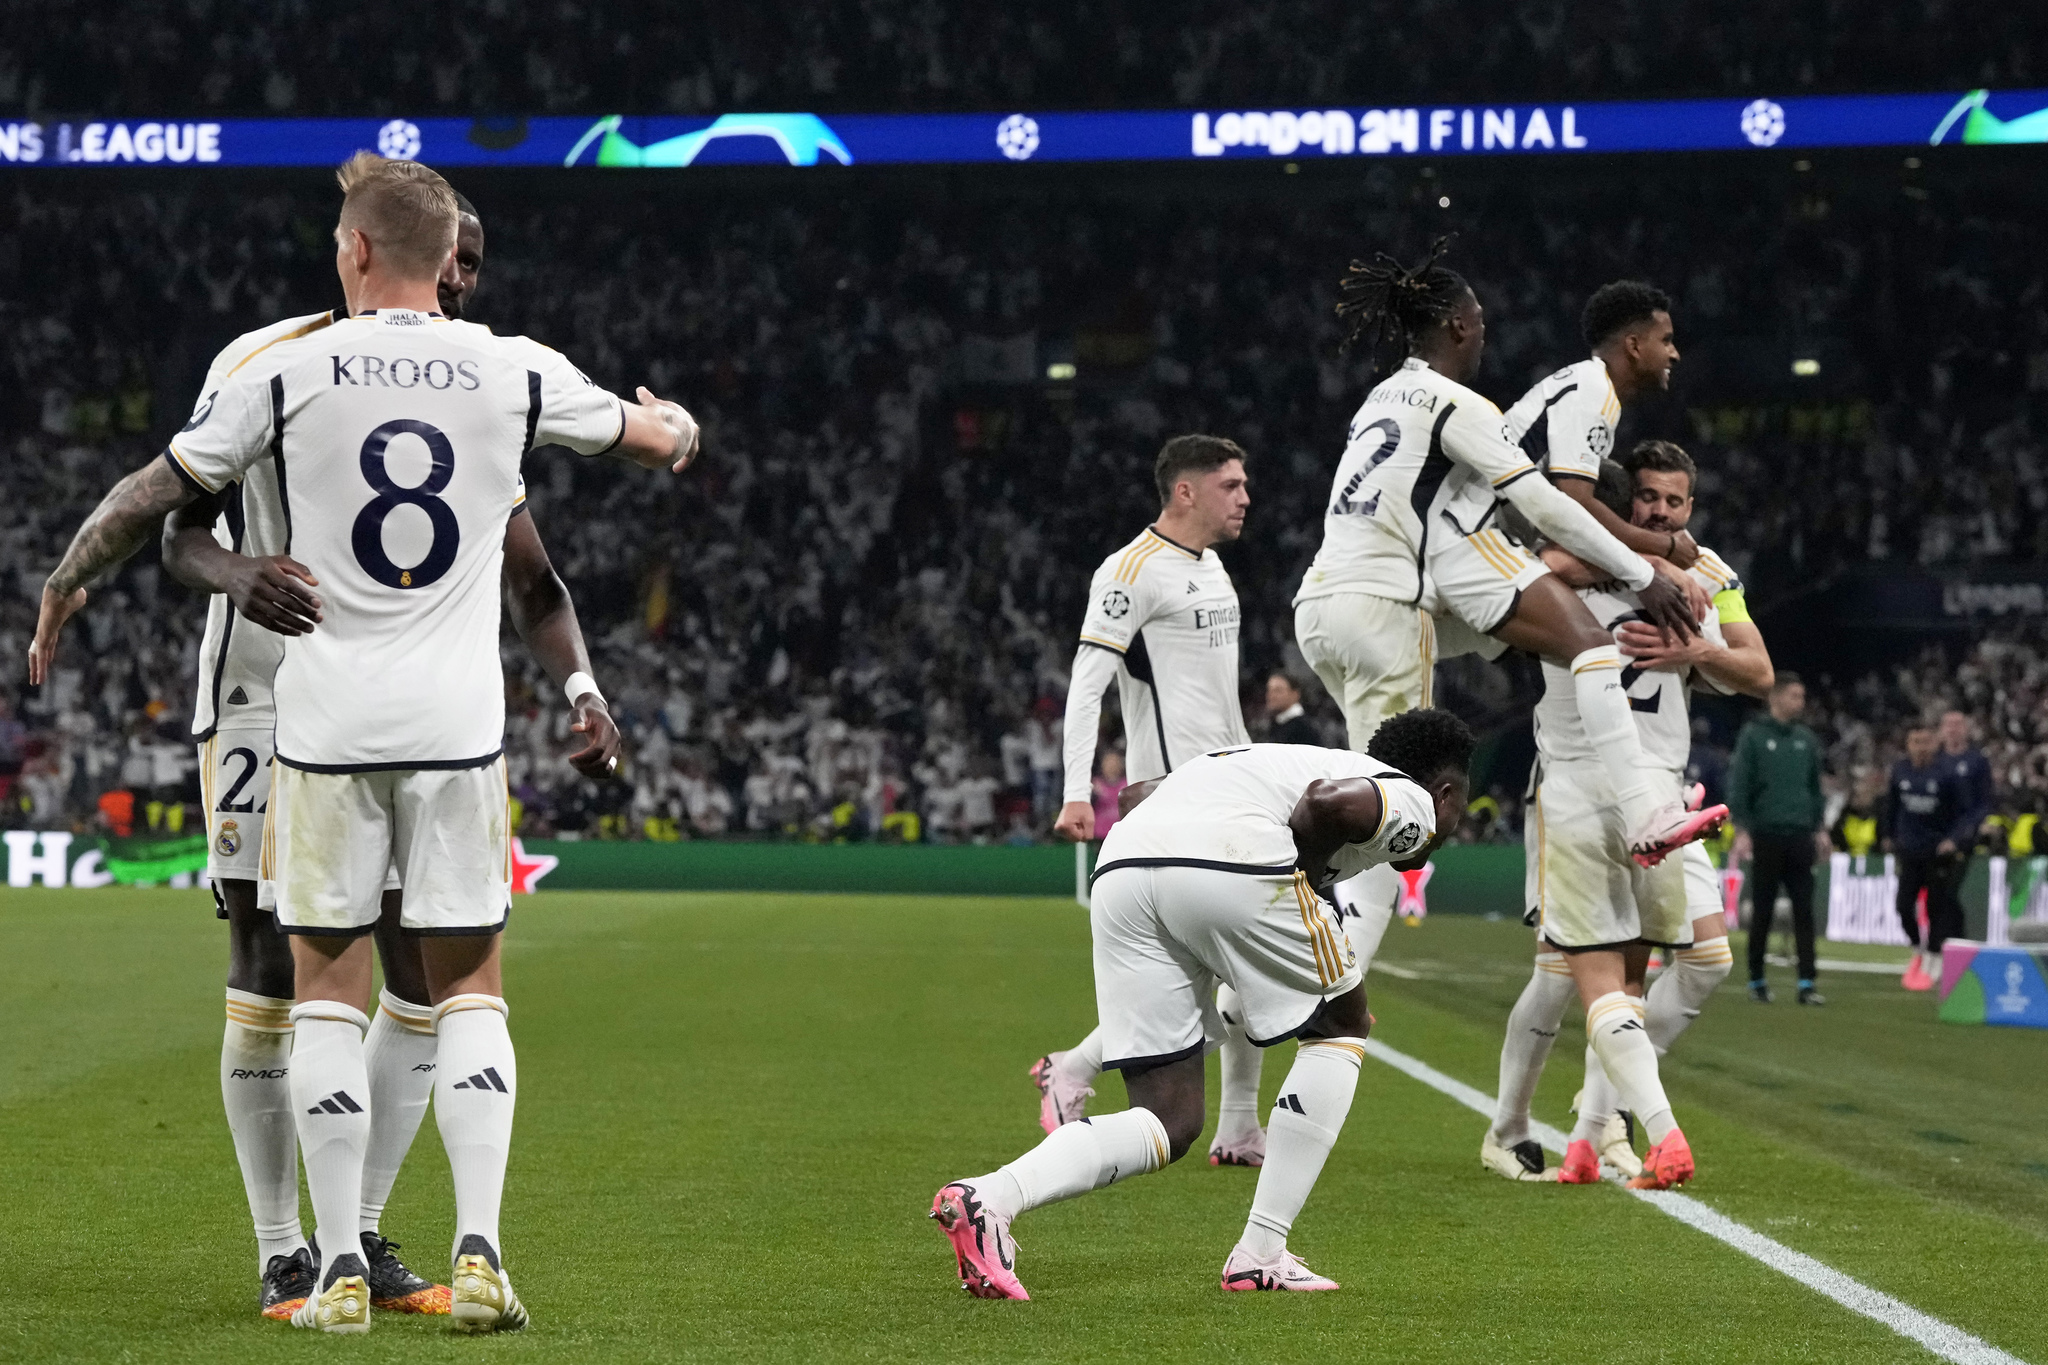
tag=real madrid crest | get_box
[216,819,241,857]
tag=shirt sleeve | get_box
[163,373,276,494]
[1540,383,1614,483]
[1327,775,1437,880]
[528,346,628,456]
[1061,643,1122,804]
[1075,558,1152,655]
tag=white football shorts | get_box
[199,729,273,884]
[1091,864,1360,1070]
[1525,759,1689,949]
[1424,524,1549,638]
[1295,588,1505,752]
[266,758,510,936]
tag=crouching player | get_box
[931,710,1474,1297]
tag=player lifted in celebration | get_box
[1033,435,1273,1167]
[150,186,622,1321]
[1292,240,1720,968]
[1503,281,1696,573]
[29,153,697,1335]
[934,710,1475,1298]
[1481,447,1770,1189]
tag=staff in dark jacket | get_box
[1729,673,1828,1005]
[1265,672,1320,746]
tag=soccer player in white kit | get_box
[1031,436,1274,1166]
[1480,448,1773,1189]
[1293,243,1723,979]
[933,710,1474,1299]
[29,153,699,1334]
[152,191,622,1319]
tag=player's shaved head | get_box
[334,152,460,282]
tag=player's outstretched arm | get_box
[29,459,198,685]
[615,386,702,472]
[1553,475,1698,569]
[502,508,619,778]
[160,496,324,636]
[1288,778,1387,892]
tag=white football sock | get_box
[1213,984,1264,1143]
[1490,952,1573,1146]
[1570,646,1659,827]
[1572,1042,1620,1144]
[1585,991,1674,1143]
[1335,863,1399,971]
[1646,938,1733,1054]
[435,994,517,1262]
[288,1001,372,1284]
[1242,1038,1365,1259]
[974,1108,1171,1221]
[361,989,437,1233]
[1053,1027,1104,1088]
[222,991,304,1272]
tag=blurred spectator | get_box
[1264,672,1317,745]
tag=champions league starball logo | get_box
[995,114,1040,161]
[1586,424,1612,458]
[1739,99,1786,148]
[1101,589,1131,619]
[1388,822,1424,857]
[377,119,423,160]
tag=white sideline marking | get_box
[1361,1038,2030,1365]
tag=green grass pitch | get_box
[3,887,2044,1363]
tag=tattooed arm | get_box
[29,458,198,685]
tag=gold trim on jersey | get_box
[224,312,337,378]
[164,442,218,493]
[1142,526,1201,559]
[1077,632,1128,653]
[1489,462,1538,487]
[1113,536,1169,584]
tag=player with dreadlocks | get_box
[1291,240,1726,985]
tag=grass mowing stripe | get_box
[1360,1038,2034,1365]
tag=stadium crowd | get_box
[1,160,2045,843]
[4,1,2038,117]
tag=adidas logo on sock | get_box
[226,686,250,705]
[307,1090,363,1115]
[1276,1094,1307,1115]
[452,1067,509,1093]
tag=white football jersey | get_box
[1098,744,1436,883]
[1534,584,1728,771]
[1071,527,1249,786]
[167,307,623,770]
[1503,357,1621,485]
[1294,358,1544,608]
[187,309,337,737]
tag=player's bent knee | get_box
[1121,1055,1206,1162]
[1301,982,1372,1041]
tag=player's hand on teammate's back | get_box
[26,583,88,686]
[1615,620,1699,671]
[224,555,323,636]
[566,695,622,778]
[1635,573,1698,640]
[1053,800,1095,842]
[1645,556,1711,623]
